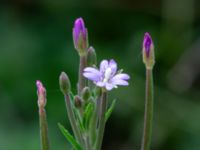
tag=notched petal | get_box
[109,59,117,74]
[100,60,108,73]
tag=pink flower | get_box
[83,59,130,91]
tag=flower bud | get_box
[142,32,155,69]
[87,46,97,66]
[59,72,71,95]
[73,17,89,56]
[81,87,90,101]
[74,95,83,108]
[36,80,46,108]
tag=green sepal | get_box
[105,99,116,122]
[58,123,82,150]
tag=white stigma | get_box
[103,68,112,83]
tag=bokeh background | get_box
[0,0,200,149]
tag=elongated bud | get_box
[73,17,89,56]
[36,80,46,108]
[59,72,71,95]
[142,32,155,69]
[81,87,90,101]
[87,46,97,66]
[74,95,83,108]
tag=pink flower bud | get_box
[73,17,88,55]
[142,32,155,69]
[36,80,46,108]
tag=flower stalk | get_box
[78,55,87,95]
[141,69,154,150]
[36,81,50,150]
[90,89,101,146]
[95,90,107,150]
[59,72,84,146]
[64,94,84,146]
[39,107,50,150]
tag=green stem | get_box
[85,134,90,150]
[39,107,50,150]
[90,94,101,147]
[78,55,87,95]
[141,69,154,150]
[64,94,84,147]
[95,90,107,150]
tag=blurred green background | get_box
[0,0,200,149]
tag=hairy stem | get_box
[90,94,101,147]
[141,69,154,150]
[64,94,84,147]
[95,90,107,150]
[78,55,87,95]
[39,107,50,150]
[85,134,91,150]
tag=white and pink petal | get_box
[100,60,108,73]
[84,67,101,76]
[111,79,129,86]
[83,72,100,82]
[108,59,117,74]
[112,73,130,81]
[105,83,114,91]
[96,81,105,87]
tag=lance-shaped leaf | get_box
[105,99,116,122]
[58,123,82,150]
[83,103,94,130]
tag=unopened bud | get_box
[81,87,90,101]
[36,80,46,108]
[142,32,155,69]
[87,46,97,66]
[59,72,71,95]
[74,95,83,108]
[73,17,89,56]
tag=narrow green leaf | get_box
[73,109,85,132]
[105,99,116,122]
[83,103,94,129]
[58,123,82,150]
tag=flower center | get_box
[103,68,112,83]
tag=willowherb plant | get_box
[36,17,155,150]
